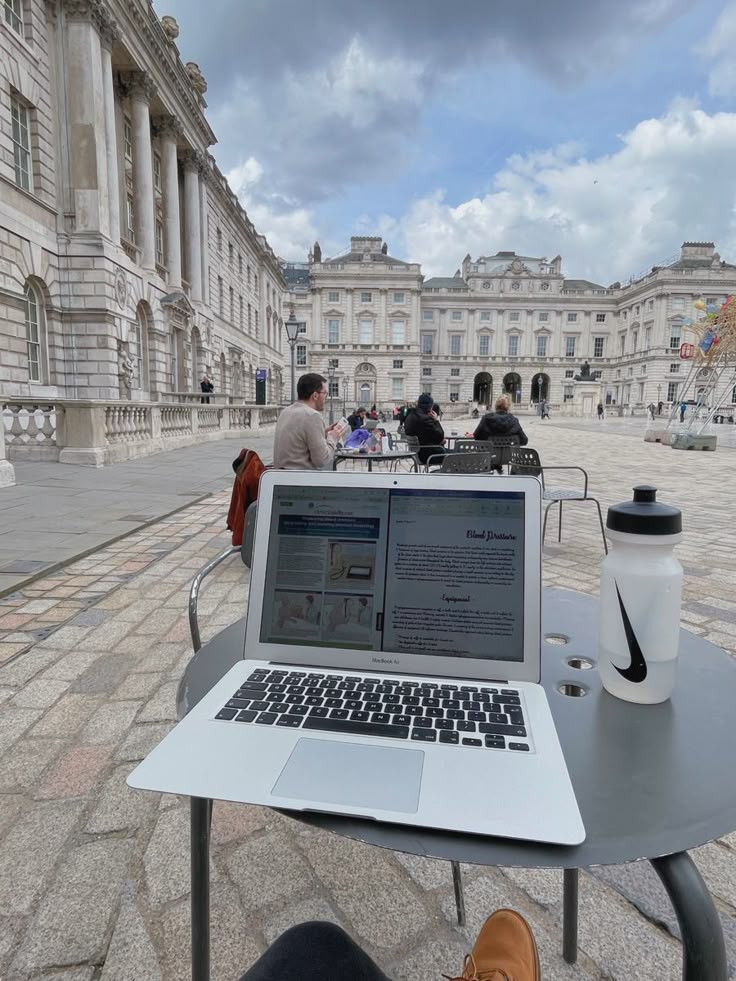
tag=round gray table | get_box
[180,588,736,981]
[332,449,419,472]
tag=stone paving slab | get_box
[0,420,733,979]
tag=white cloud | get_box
[700,3,736,99]
[391,105,736,281]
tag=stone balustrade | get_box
[2,399,282,468]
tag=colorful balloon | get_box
[694,299,706,311]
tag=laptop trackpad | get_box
[272,738,423,814]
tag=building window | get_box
[11,96,32,191]
[450,367,460,377]
[328,290,340,303]
[565,336,576,357]
[254,273,259,294]
[648,299,654,310]
[227,243,233,267]
[449,385,460,402]
[297,322,307,334]
[627,366,633,376]
[132,310,145,388]
[635,305,640,316]
[669,327,681,349]
[536,335,547,358]
[538,312,549,322]
[450,334,462,356]
[329,378,340,398]
[623,310,628,321]
[731,385,736,404]
[593,337,605,357]
[619,334,626,355]
[247,265,251,289]
[24,282,43,382]
[616,368,621,378]
[508,335,519,357]
[392,377,404,400]
[479,335,490,357]
[563,385,574,401]
[393,292,405,304]
[229,286,234,322]
[238,253,243,275]
[451,310,463,321]
[567,313,578,323]
[359,319,373,344]
[421,333,434,355]
[124,117,133,162]
[565,369,574,378]
[641,364,647,375]
[632,330,638,351]
[296,344,307,367]
[155,221,164,266]
[216,227,222,253]
[672,297,685,310]
[393,359,403,369]
[596,313,606,323]
[423,310,434,321]
[667,382,679,402]
[361,291,372,304]
[391,321,406,344]
[126,197,135,242]
[422,367,432,377]
[509,312,520,322]
[239,295,244,329]
[645,326,652,348]
[4,0,22,33]
[218,276,223,316]
[670,362,680,374]
[153,154,161,193]
[480,311,491,322]
[328,319,340,344]
[254,310,259,336]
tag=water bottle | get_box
[598,485,683,704]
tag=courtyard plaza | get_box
[0,418,734,980]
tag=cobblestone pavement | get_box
[0,420,735,980]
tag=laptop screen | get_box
[259,485,526,662]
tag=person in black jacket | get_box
[474,394,529,446]
[404,393,445,464]
[347,407,366,431]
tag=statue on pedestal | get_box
[118,341,135,399]
[574,361,592,381]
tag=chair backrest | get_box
[453,439,491,453]
[508,446,542,477]
[404,434,420,451]
[488,434,520,465]
[439,451,496,474]
[241,501,258,567]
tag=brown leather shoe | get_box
[445,909,540,981]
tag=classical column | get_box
[183,150,203,302]
[199,172,209,305]
[380,288,388,344]
[64,0,110,234]
[345,289,354,346]
[128,71,157,269]
[99,16,120,244]
[157,116,182,287]
[313,289,322,346]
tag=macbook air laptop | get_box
[129,469,585,846]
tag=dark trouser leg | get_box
[239,922,392,981]
[651,852,727,981]
[562,868,579,963]
[191,797,211,981]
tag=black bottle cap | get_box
[606,485,682,536]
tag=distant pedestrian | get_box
[540,399,550,420]
[200,373,214,404]
[647,402,656,420]
[679,401,687,423]
[657,400,664,416]
[597,402,604,422]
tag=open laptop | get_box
[129,469,585,846]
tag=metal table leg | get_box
[562,868,579,963]
[451,861,466,926]
[651,851,727,981]
[191,797,212,981]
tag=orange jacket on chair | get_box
[226,449,266,546]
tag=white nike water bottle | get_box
[598,485,683,704]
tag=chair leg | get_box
[451,861,466,926]
[562,868,579,963]
[542,502,554,547]
[557,499,563,542]
[590,498,609,554]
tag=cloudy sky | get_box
[162,0,736,283]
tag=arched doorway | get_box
[530,373,549,403]
[503,372,522,403]
[473,372,492,405]
[355,362,377,408]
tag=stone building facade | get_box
[0,0,285,404]
[288,241,736,414]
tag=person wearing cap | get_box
[404,393,446,465]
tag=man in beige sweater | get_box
[273,373,340,469]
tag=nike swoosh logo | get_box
[613,582,648,683]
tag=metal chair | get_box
[508,446,608,554]
[452,439,491,453]
[427,450,497,473]
[478,434,519,468]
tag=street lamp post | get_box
[284,311,304,403]
[342,376,348,417]
[327,359,337,425]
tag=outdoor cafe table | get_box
[332,449,420,472]
[175,588,735,981]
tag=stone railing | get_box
[1,399,283,468]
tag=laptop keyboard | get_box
[214,668,531,752]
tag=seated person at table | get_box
[347,407,367,431]
[474,394,529,447]
[238,910,540,981]
[273,373,340,470]
[403,392,445,465]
